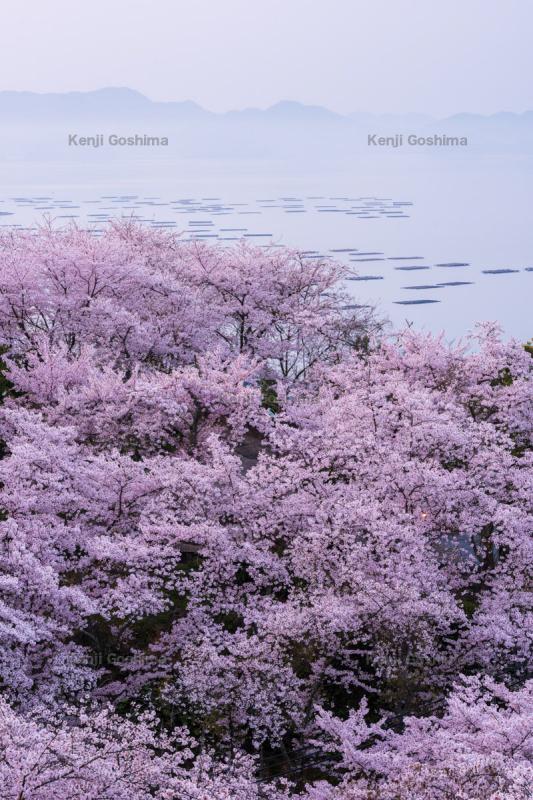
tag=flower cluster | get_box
[0,224,530,798]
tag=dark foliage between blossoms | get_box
[0,222,531,799]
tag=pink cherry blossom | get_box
[0,223,530,798]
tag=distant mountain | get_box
[226,100,345,122]
[0,89,346,123]
[1,88,532,159]
[1,88,532,127]
[0,88,211,122]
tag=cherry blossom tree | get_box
[0,224,530,798]
[308,676,533,800]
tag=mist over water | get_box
[1,150,531,342]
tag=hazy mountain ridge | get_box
[2,87,533,125]
[1,88,532,159]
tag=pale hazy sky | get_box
[1,0,532,115]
